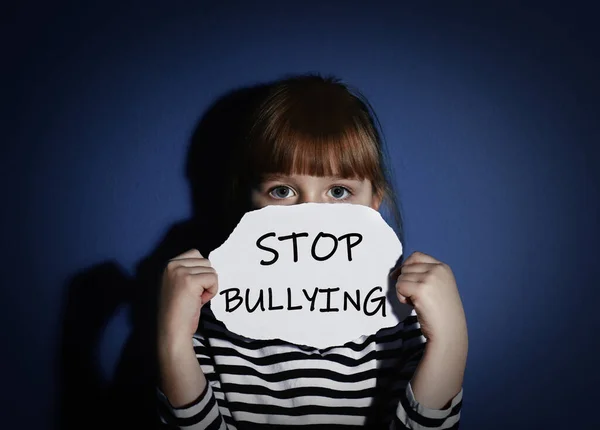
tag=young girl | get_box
[156,74,468,429]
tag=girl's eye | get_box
[328,186,351,200]
[269,186,296,199]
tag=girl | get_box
[156,74,468,429]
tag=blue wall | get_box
[5,1,599,429]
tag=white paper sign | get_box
[208,203,405,349]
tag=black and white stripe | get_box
[158,308,462,429]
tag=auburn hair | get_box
[231,73,404,242]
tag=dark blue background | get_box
[4,1,599,429]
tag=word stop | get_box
[256,231,363,265]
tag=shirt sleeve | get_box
[156,334,232,430]
[391,311,463,429]
[157,381,226,430]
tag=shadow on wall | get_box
[56,83,271,430]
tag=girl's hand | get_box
[394,251,467,346]
[158,249,218,350]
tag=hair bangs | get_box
[250,115,382,186]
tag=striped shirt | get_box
[157,307,462,429]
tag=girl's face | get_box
[251,174,381,210]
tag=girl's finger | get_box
[396,291,415,306]
[174,248,203,259]
[397,272,423,283]
[397,293,408,304]
[168,257,212,268]
[389,265,402,279]
[402,251,440,266]
[395,278,421,299]
[398,262,435,274]
[183,266,216,275]
[198,275,219,302]
[201,287,218,304]
[188,272,218,296]
[389,262,430,279]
